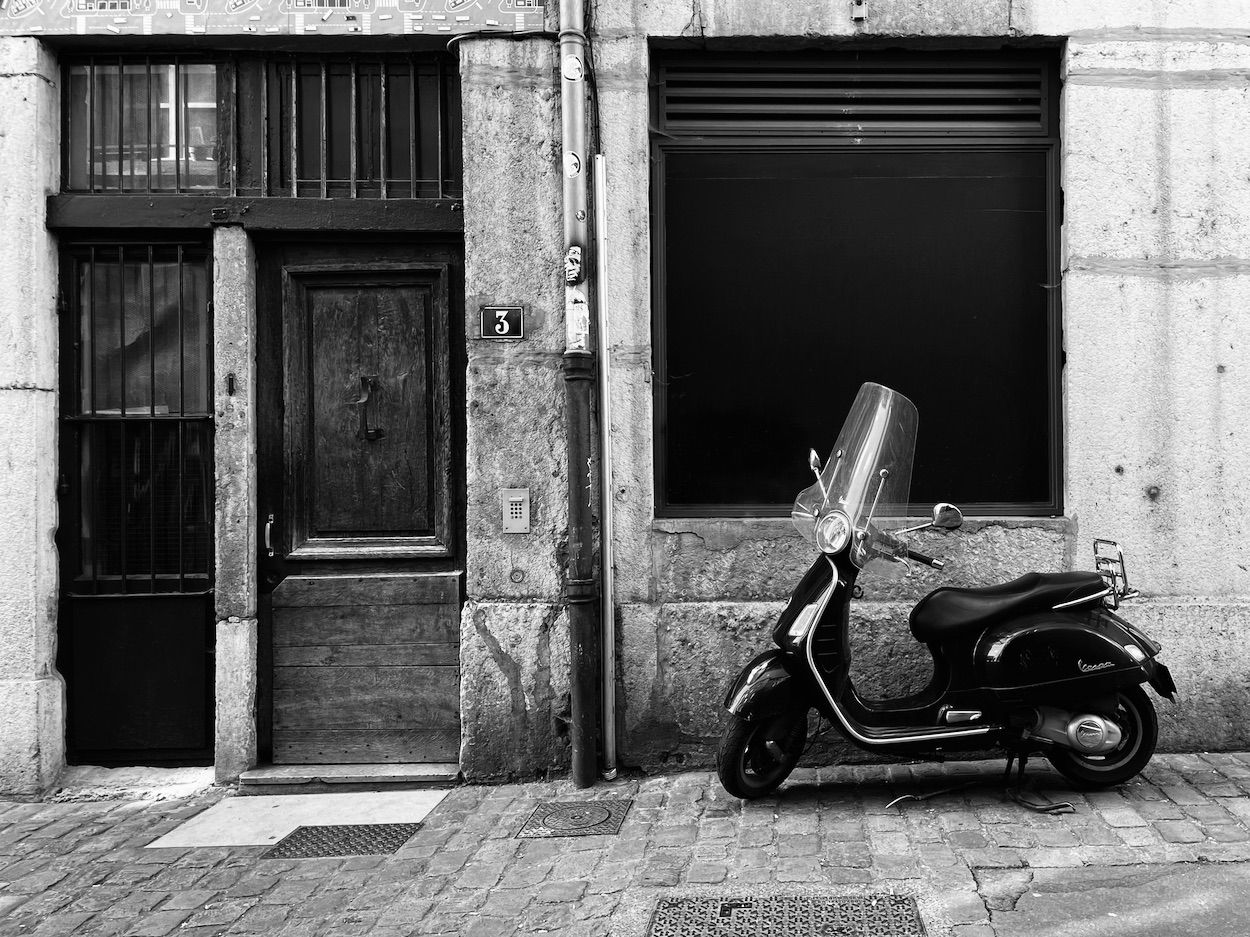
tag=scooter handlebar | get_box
[904,547,945,570]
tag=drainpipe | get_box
[594,154,619,781]
[559,0,600,788]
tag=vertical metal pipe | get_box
[319,60,328,199]
[349,62,358,199]
[229,58,239,197]
[117,56,124,190]
[88,62,96,191]
[175,61,183,191]
[145,59,153,193]
[261,62,270,197]
[560,0,599,789]
[119,246,128,593]
[177,246,185,592]
[379,61,388,199]
[408,57,418,196]
[289,59,298,197]
[436,59,445,200]
[88,249,99,594]
[593,154,617,780]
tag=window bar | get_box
[260,62,270,197]
[148,246,156,592]
[174,60,183,192]
[349,62,358,199]
[88,248,99,594]
[289,59,298,197]
[409,56,418,197]
[87,62,95,192]
[436,59,445,200]
[229,59,239,197]
[145,59,153,193]
[177,245,185,592]
[379,61,388,199]
[117,56,125,191]
[118,246,128,593]
[319,60,328,199]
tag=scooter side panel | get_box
[977,611,1152,704]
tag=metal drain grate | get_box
[648,895,926,936]
[262,823,420,859]
[517,799,632,838]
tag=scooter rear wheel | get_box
[717,709,808,799]
[1045,685,1158,789]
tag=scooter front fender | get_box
[724,650,800,720]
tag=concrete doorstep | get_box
[0,753,1247,936]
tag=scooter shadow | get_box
[763,761,1088,813]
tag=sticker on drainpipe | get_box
[566,287,590,352]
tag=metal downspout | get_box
[594,154,618,780]
[559,0,600,788]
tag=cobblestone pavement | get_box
[2,753,1250,937]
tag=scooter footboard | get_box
[724,651,816,720]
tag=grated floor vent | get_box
[648,895,926,936]
[517,799,632,838]
[262,823,419,859]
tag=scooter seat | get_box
[909,572,1108,643]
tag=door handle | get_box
[353,375,387,442]
[265,513,275,558]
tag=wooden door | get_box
[257,241,462,764]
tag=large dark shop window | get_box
[653,51,1062,516]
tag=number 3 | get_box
[494,310,510,335]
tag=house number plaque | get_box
[480,305,525,340]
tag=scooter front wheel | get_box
[716,708,808,799]
[1045,685,1158,789]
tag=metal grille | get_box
[62,53,461,199]
[61,244,213,596]
[648,896,926,937]
[63,58,221,193]
[263,823,420,859]
[656,53,1051,137]
[517,800,632,837]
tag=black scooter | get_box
[718,383,1177,799]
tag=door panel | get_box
[258,240,463,766]
[284,264,452,559]
[270,573,460,764]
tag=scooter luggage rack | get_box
[1094,539,1139,609]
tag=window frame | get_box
[650,49,1064,519]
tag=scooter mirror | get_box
[808,449,823,476]
[932,502,963,530]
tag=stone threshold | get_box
[238,763,460,795]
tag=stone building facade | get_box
[2,0,1249,795]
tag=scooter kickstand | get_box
[1004,753,1075,815]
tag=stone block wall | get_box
[0,37,62,797]
[579,1,1250,770]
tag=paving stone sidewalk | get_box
[2,753,1250,937]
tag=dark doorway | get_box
[56,243,215,765]
[256,239,464,765]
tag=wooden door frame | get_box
[253,237,465,764]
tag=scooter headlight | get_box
[814,510,852,554]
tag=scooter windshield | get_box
[792,383,918,567]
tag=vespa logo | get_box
[1079,659,1114,673]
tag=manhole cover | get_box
[262,823,419,859]
[648,895,926,936]
[517,799,631,837]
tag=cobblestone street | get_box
[3,754,1250,937]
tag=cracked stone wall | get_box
[588,3,1250,771]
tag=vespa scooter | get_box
[718,382,1177,799]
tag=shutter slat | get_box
[658,56,1050,137]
